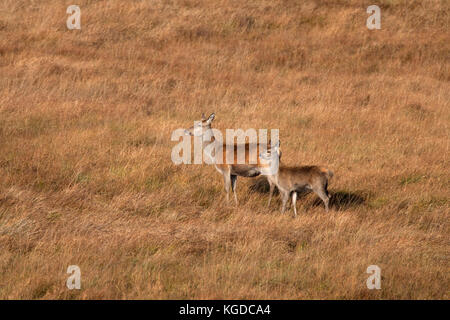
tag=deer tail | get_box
[320,167,334,179]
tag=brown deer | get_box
[259,143,333,216]
[183,113,277,205]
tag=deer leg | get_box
[223,173,231,203]
[281,191,289,213]
[314,186,330,212]
[286,192,292,210]
[230,174,238,206]
[324,181,331,199]
[267,180,274,208]
[291,191,298,217]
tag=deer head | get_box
[259,140,281,175]
[184,113,215,137]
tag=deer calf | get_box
[259,143,333,217]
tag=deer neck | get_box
[202,127,215,148]
[201,127,217,163]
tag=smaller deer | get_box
[259,143,333,217]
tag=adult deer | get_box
[183,113,278,205]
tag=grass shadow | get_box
[250,177,368,211]
[250,177,367,211]
[248,176,279,195]
[309,190,367,211]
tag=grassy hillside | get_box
[0,0,448,299]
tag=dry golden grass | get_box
[0,0,449,299]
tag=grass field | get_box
[0,0,448,299]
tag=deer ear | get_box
[206,113,215,124]
[259,151,270,160]
[201,113,206,120]
[271,139,280,150]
